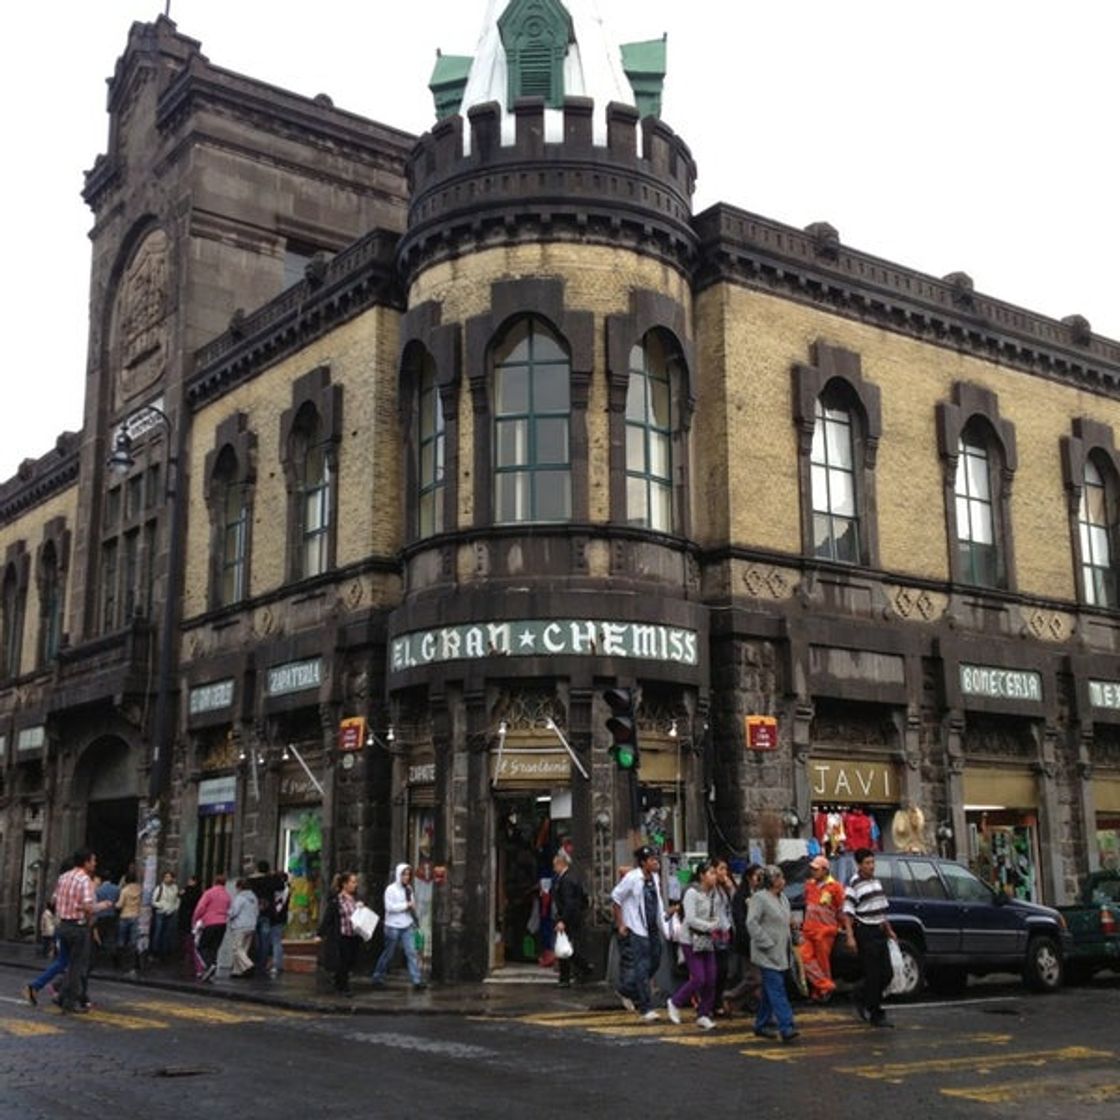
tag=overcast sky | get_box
[2,1,1116,481]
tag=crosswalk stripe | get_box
[123,1001,269,1024]
[836,1045,1113,1082]
[0,1018,64,1038]
[83,1009,168,1031]
[942,1077,1120,1104]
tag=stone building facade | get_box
[2,4,1120,978]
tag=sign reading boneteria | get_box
[959,664,1042,702]
[391,619,699,672]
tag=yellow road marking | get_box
[0,1018,64,1038]
[837,1046,1112,1083]
[735,1033,1015,1062]
[943,1078,1120,1104]
[124,1001,269,1025]
[83,1009,168,1031]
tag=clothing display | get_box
[811,806,885,856]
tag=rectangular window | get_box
[146,464,162,510]
[101,540,118,632]
[105,487,121,531]
[125,475,143,522]
[122,530,139,621]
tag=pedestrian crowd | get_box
[610,844,901,1037]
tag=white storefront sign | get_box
[391,619,699,673]
[1089,679,1120,711]
[960,664,1042,702]
[266,658,323,697]
[189,678,235,715]
[17,726,45,752]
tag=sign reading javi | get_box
[391,619,699,673]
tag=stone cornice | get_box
[156,57,416,163]
[693,204,1120,397]
[186,228,403,409]
[0,436,80,527]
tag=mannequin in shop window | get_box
[812,805,883,858]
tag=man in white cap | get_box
[800,855,845,1002]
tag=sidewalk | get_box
[0,939,616,1018]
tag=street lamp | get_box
[107,402,185,958]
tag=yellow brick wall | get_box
[713,285,1120,600]
[411,244,693,526]
[183,307,401,616]
[0,485,79,673]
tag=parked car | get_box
[784,852,1071,997]
[1057,870,1120,982]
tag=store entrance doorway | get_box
[493,791,570,968]
[85,797,139,882]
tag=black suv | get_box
[789,853,1071,997]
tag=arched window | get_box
[493,317,571,523]
[1078,456,1118,607]
[1,565,23,679]
[954,424,999,587]
[38,541,63,664]
[213,447,248,606]
[292,407,331,578]
[626,331,678,531]
[811,392,860,563]
[417,354,445,538]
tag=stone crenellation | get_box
[399,97,698,284]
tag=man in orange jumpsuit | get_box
[800,855,845,1001]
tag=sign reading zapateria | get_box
[266,658,323,697]
[390,619,699,672]
[959,664,1042,702]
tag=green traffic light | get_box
[615,744,636,769]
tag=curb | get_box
[0,957,615,1018]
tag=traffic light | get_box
[603,687,640,771]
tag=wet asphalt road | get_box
[1,972,1118,1119]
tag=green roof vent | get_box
[429,51,474,120]
[498,0,575,110]
[620,35,667,119]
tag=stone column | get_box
[944,712,967,864]
[1077,732,1098,874]
[1034,722,1068,905]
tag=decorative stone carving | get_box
[253,606,275,637]
[741,564,795,601]
[1022,608,1071,643]
[112,229,171,403]
[887,584,945,622]
[344,579,363,610]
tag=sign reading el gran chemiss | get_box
[390,619,699,673]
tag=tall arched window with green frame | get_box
[625,330,679,531]
[493,317,571,524]
[417,354,446,538]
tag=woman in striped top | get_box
[842,848,898,1028]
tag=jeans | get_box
[756,966,796,1037]
[616,932,659,1013]
[30,936,68,992]
[57,921,91,1011]
[256,916,285,972]
[152,912,176,958]
[371,925,422,985]
[671,945,718,1019]
[117,918,138,949]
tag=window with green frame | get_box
[292,409,331,578]
[625,331,677,531]
[493,317,571,523]
[38,541,63,665]
[955,429,999,587]
[811,393,860,563]
[213,446,248,606]
[1079,456,1118,608]
[417,355,445,538]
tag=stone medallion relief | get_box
[112,228,171,406]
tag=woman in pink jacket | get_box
[192,874,231,982]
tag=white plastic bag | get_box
[351,904,380,942]
[554,930,574,960]
[885,938,907,996]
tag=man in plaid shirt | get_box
[54,848,110,1013]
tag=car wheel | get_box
[927,966,967,996]
[1023,935,1063,992]
[890,940,925,999]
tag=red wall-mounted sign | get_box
[338,716,367,752]
[745,715,778,751]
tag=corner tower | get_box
[391,2,706,981]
